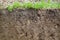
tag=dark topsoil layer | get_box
[0,9,60,40]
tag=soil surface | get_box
[0,9,60,40]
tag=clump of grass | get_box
[13,2,23,9]
[13,2,21,8]
[7,0,60,12]
[32,2,44,9]
[7,5,13,12]
[23,2,33,9]
[7,2,23,12]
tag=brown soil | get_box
[0,9,60,40]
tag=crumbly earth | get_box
[0,9,60,40]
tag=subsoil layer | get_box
[0,9,60,40]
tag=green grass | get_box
[23,2,33,8]
[7,1,60,12]
[7,5,13,12]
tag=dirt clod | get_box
[0,9,60,40]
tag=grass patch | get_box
[7,1,60,12]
